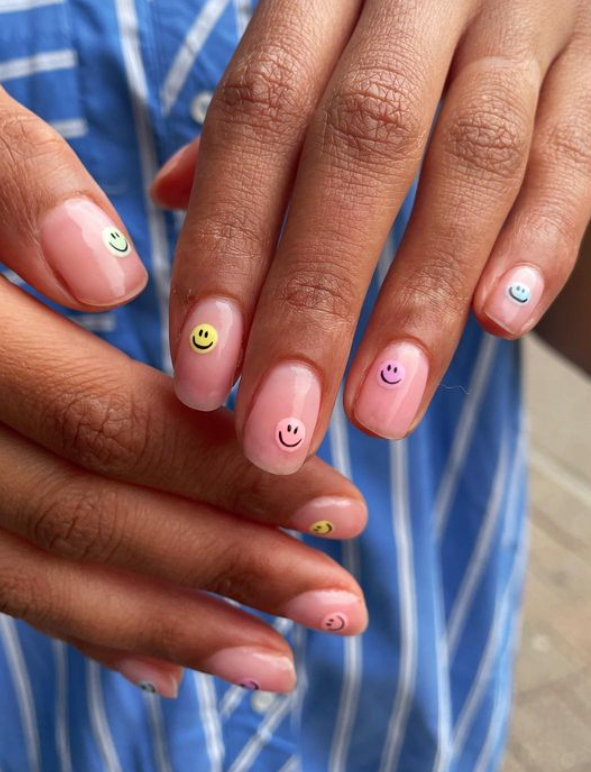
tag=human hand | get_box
[0,277,367,696]
[155,0,591,475]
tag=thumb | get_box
[0,88,147,310]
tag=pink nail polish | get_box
[174,297,243,411]
[115,658,180,699]
[290,496,367,539]
[484,264,544,335]
[40,198,147,306]
[203,648,296,693]
[243,362,321,475]
[354,342,428,440]
[156,143,192,180]
[282,590,368,635]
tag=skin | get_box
[155,0,591,468]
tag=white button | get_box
[190,91,213,124]
[251,690,276,714]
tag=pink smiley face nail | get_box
[275,417,306,452]
[322,613,348,633]
[377,360,406,389]
[239,679,261,690]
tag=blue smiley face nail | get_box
[507,283,531,305]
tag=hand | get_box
[154,0,591,475]
[0,277,367,696]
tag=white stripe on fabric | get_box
[471,685,504,772]
[0,0,63,11]
[0,616,41,772]
[1,268,24,286]
[52,640,73,772]
[291,622,309,739]
[0,49,76,82]
[277,756,300,772]
[194,672,225,772]
[161,0,231,115]
[51,118,89,139]
[435,335,498,539]
[430,603,452,772]
[86,661,124,772]
[68,313,117,333]
[227,693,297,772]
[451,527,528,761]
[114,0,173,371]
[144,694,174,772]
[328,396,363,772]
[379,441,418,772]
[233,0,251,38]
[447,434,510,659]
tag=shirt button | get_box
[190,91,213,124]
[250,690,276,714]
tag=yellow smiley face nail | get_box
[310,520,334,536]
[190,324,218,354]
[102,226,132,257]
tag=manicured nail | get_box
[291,496,367,539]
[115,658,180,699]
[40,198,147,306]
[354,341,428,440]
[203,648,296,692]
[282,589,368,635]
[484,264,545,335]
[174,297,243,411]
[243,362,321,475]
[155,143,192,180]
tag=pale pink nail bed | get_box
[484,264,544,335]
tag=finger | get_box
[0,89,147,308]
[0,528,296,692]
[0,280,366,540]
[150,139,200,211]
[344,2,570,439]
[475,36,591,337]
[234,0,469,473]
[170,0,361,412]
[0,423,368,635]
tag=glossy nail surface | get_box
[115,658,180,699]
[243,362,321,475]
[204,648,296,692]
[484,264,544,335]
[175,297,243,411]
[282,589,368,635]
[291,496,367,539]
[40,198,147,306]
[354,342,428,440]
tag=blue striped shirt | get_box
[0,2,527,771]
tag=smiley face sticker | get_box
[507,282,531,305]
[377,360,406,390]
[275,418,306,452]
[190,324,218,354]
[322,613,348,633]
[310,520,334,536]
[102,226,132,257]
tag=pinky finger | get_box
[474,44,591,338]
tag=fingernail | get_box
[290,496,367,539]
[155,143,192,181]
[484,264,545,335]
[282,589,368,635]
[203,648,296,692]
[354,341,428,440]
[40,198,147,306]
[115,658,180,699]
[243,362,321,475]
[174,296,243,411]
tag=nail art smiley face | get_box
[275,418,306,452]
[310,520,334,536]
[322,613,348,633]
[139,681,157,694]
[507,283,531,305]
[190,324,218,354]
[377,360,406,390]
[240,679,260,690]
[102,226,132,257]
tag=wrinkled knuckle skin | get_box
[443,101,529,183]
[48,390,153,478]
[322,68,424,164]
[205,543,274,606]
[536,121,591,175]
[0,568,38,623]
[213,43,309,135]
[278,263,359,329]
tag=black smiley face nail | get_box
[275,418,306,451]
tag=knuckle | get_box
[205,543,273,605]
[213,42,309,133]
[536,120,591,175]
[322,67,424,162]
[0,566,38,622]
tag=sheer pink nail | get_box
[354,341,428,440]
[40,198,147,306]
[243,362,321,475]
[203,648,296,692]
[115,658,180,699]
[175,297,243,411]
[282,589,368,635]
[290,496,367,539]
[484,264,544,335]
